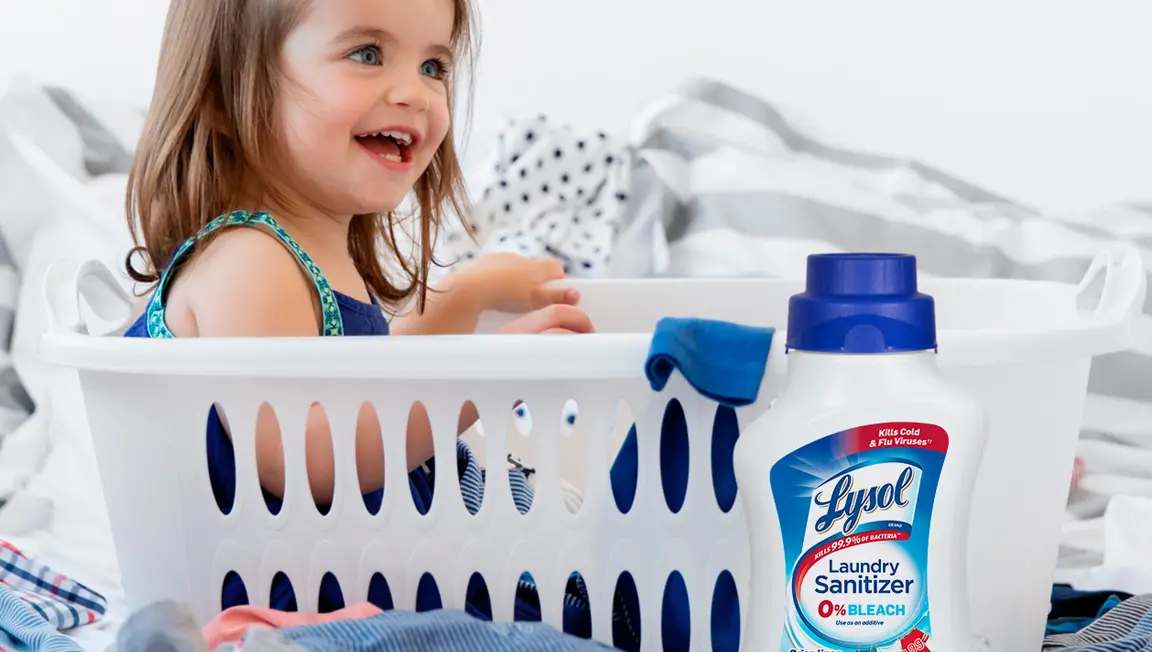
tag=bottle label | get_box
[770,422,949,652]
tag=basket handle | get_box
[1076,245,1146,328]
[44,258,133,335]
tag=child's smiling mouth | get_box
[354,127,421,169]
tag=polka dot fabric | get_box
[438,116,631,277]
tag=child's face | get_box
[276,0,455,217]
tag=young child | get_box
[121,0,608,624]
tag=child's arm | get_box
[391,253,593,336]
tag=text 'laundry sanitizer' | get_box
[734,253,988,651]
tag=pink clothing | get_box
[203,602,382,650]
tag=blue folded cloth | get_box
[645,317,775,408]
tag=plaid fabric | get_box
[0,540,106,631]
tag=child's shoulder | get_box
[165,226,321,337]
[193,225,300,281]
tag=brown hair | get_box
[125,0,476,311]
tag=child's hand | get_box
[460,253,580,314]
[498,304,595,335]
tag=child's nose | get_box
[384,76,430,112]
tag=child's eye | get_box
[348,46,382,66]
[420,59,445,79]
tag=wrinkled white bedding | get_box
[1,74,1150,649]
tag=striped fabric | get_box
[449,440,639,646]
[0,588,80,652]
[1044,594,1152,650]
[443,439,535,517]
[272,609,615,651]
[0,540,106,631]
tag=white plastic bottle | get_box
[734,253,988,652]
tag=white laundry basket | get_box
[39,248,1145,652]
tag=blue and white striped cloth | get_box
[1044,594,1152,651]
[243,609,615,652]
[0,588,81,652]
[449,439,534,517]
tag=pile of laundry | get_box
[115,601,613,652]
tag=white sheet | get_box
[0,76,137,649]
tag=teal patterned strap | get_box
[145,210,344,338]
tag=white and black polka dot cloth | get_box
[437,116,631,277]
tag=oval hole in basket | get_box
[507,400,534,516]
[561,399,579,436]
[710,570,740,652]
[256,403,286,516]
[662,571,691,652]
[512,400,532,437]
[712,407,740,513]
[556,400,586,511]
[661,399,690,514]
[357,402,385,516]
[609,401,638,515]
[367,573,394,611]
[416,572,442,612]
[514,572,541,622]
[207,403,236,515]
[562,572,592,639]
[466,573,492,620]
[318,572,345,613]
[306,404,336,516]
[220,571,249,611]
[612,571,642,651]
[270,572,298,612]
[457,401,486,515]
[408,402,434,516]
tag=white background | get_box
[1,0,1148,214]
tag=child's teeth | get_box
[382,154,402,162]
[383,131,411,145]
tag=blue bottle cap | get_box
[786,253,936,354]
